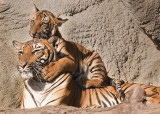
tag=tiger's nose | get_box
[18,62,27,68]
[32,33,37,38]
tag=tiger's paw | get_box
[42,62,60,81]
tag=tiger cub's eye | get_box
[31,19,35,25]
[32,49,41,54]
[18,50,23,55]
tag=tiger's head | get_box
[13,38,58,81]
[29,5,67,39]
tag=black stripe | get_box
[92,73,105,78]
[89,89,92,105]
[65,55,75,62]
[24,82,38,107]
[88,53,99,66]
[55,40,64,46]
[90,64,106,72]
[100,91,111,106]
[46,96,65,105]
[142,85,153,90]
[151,87,158,95]
[40,75,69,104]
[45,73,70,94]
[123,83,136,92]
[45,48,51,64]
[53,88,66,94]
[90,69,106,73]
[102,101,107,107]
[121,84,127,89]
[112,101,115,106]
[103,88,112,98]
[45,73,67,93]
[23,101,25,108]
[110,92,119,104]
[89,56,101,67]
[91,76,100,78]
[95,89,101,105]
[57,45,65,55]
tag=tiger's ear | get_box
[51,17,68,35]
[54,17,68,26]
[34,4,39,12]
[12,40,21,50]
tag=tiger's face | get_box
[13,39,57,80]
[29,5,67,39]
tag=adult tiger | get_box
[29,5,112,89]
[13,39,123,108]
[13,39,160,109]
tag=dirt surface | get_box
[0,104,160,114]
[0,0,160,112]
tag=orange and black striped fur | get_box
[29,5,112,89]
[122,83,160,104]
[13,39,160,109]
[13,39,123,109]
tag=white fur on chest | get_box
[23,74,70,108]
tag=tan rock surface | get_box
[0,0,160,112]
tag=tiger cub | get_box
[29,5,112,89]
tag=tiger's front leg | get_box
[42,57,77,81]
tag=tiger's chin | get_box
[20,71,34,80]
[32,33,50,40]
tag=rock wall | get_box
[0,0,160,108]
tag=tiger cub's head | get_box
[13,38,58,81]
[29,5,67,39]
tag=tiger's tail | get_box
[110,79,125,99]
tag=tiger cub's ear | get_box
[52,18,68,35]
[54,17,68,26]
[12,40,21,50]
[34,4,39,12]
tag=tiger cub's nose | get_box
[18,62,27,68]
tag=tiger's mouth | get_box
[18,65,45,82]
[31,32,51,40]
[18,67,34,80]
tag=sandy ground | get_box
[1,102,160,114]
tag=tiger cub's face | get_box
[29,5,67,39]
[13,39,56,80]
[30,10,52,39]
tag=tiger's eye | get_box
[19,50,23,55]
[41,22,48,26]
[31,19,35,25]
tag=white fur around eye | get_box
[18,50,23,55]
[42,16,49,22]
[40,59,45,63]
[33,43,43,49]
